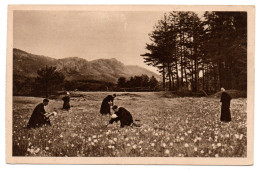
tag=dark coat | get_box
[109,107,133,127]
[220,92,232,122]
[62,96,70,110]
[100,95,114,115]
[27,103,51,128]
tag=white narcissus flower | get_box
[162,143,166,147]
[240,134,244,140]
[35,148,40,153]
[111,114,118,119]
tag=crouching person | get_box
[27,99,56,129]
[108,105,140,128]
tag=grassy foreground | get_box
[12,92,247,157]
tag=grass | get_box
[12,92,247,157]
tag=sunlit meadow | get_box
[12,92,247,157]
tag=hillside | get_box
[13,48,161,83]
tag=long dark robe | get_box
[109,107,133,127]
[27,103,51,128]
[100,95,114,115]
[62,96,70,110]
[220,92,232,122]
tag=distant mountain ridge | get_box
[13,48,161,83]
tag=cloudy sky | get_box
[13,10,203,73]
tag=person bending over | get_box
[100,94,116,115]
[27,99,56,128]
[108,105,140,128]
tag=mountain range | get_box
[13,48,161,83]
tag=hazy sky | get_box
[13,10,203,73]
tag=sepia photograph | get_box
[6,5,254,165]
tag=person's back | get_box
[62,96,70,103]
[221,92,232,106]
[117,107,133,127]
[32,103,44,115]
[108,106,133,127]
[104,95,113,102]
[27,99,51,128]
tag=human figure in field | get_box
[107,105,140,128]
[62,91,70,110]
[220,88,232,122]
[27,99,56,128]
[100,94,116,115]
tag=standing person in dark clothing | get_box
[100,94,116,115]
[220,88,232,122]
[27,99,52,128]
[108,105,140,128]
[62,92,70,110]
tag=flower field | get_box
[12,92,247,157]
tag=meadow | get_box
[12,92,247,157]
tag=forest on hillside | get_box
[141,11,247,94]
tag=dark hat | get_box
[43,99,49,102]
[112,105,118,110]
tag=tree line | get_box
[117,75,159,91]
[141,11,247,93]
